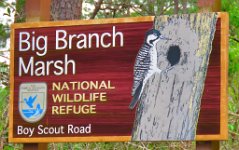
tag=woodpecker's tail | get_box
[129,82,143,109]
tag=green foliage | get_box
[83,0,198,19]
[222,0,239,38]
[0,87,9,149]
[221,1,239,148]
[0,87,8,114]
[15,0,25,23]
[0,0,6,8]
[222,0,239,142]
[3,144,22,150]
[222,0,239,76]
[0,62,9,87]
[0,0,14,47]
[48,142,194,150]
[0,24,9,48]
[225,71,239,148]
[228,40,239,76]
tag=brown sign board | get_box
[9,14,228,143]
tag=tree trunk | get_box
[174,0,179,14]
[198,0,221,12]
[182,0,187,13]
[51,0,83,20]
[131,13,218,141]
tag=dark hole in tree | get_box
[167,45,181,66]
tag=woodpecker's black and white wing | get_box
[130,44,151,109]
[129,29,163,109]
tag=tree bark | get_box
[182,0,187,13]
[51,0,83,20]
[198,0,221,12]
[174,0,179,14]
[131,13,218,141]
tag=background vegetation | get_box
[0,0,239,149]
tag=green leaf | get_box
[7,7,10,15]
[228,124,236,132]
[3,145,14,150]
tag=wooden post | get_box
[24,0,51,149]
[196,0,221,150]
[196,141,219,150]
[25,0,51,22]
[198,0,221,12]
[23,143,48,150]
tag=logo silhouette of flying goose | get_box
[129,29,169,109]
[24,95,37,108]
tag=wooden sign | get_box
[9,14,228,143]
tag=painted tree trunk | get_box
[131,13,218,141]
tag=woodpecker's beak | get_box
[160,35,171,40]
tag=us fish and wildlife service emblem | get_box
[19,82,47,123]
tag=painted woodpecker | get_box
[129,29,168,109]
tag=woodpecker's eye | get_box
[167,45,181,66]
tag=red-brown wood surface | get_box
[197,19,221,135]
[13,22,153,137]
[12,19,221,139]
